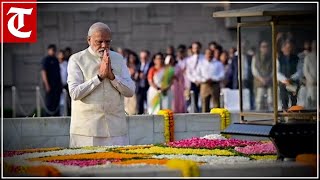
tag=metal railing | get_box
[11,86,69,117]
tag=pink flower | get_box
[234,142,277,155]
[48,159,120,167]
[166,137,261,149]
[3,151,26,157]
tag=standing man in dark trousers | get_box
[136,50,153,114]
[41,44,63,116]
[186,42,204,112]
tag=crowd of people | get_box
[40,32,317,116]
[118,34,317,115]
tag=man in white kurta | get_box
[67,22,135,147]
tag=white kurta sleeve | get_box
[290,59,303,81]
[110,59,136,97]
[67,56,102,101]
[303,55,315,84]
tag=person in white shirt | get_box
[185,42,204,112]
[67,22,135,147]
[197,49,225,112]
[303,40,317,109]
[57,49,69,116]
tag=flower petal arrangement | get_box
[158,109,175,143]
[3,134,278,177]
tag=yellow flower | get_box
[166,159,200,177]
[122,146,235,156]
[250,155,277,160]
[210,108,231,138]
[158,109,175,143]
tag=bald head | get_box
[88,22,111,37]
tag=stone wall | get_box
[3,112,271,151]
[3,3,262,112]
[3,114,220,150]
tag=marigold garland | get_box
[158,109,175,143]
[113,159,168,165]
[166,159,200,177]
[250,155,277,160]
[29,152,149,162]
[210,108,231,138]
[121,146,235,156]
[17,147,62,153]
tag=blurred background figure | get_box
[41,44,62,116]
[136,50,153,114]
[64,47,72,61]
[187,45,193,57]
[117,47,125,58]
[208,41,219,54]
[124,51,140,115]
[167,53,186,113]
[228,47,237,63]
[303,40,317,109]
[166,45,176,59]
[176,44,189,112]
[220,50,232,89]
[186,42,204,112]
[296,40,312,107]
[57,49,69,116]
[252,40,273,111]
[147,53,174,114]
[197,49,224,112]
[277,39,300,111]
[229,39,254,110]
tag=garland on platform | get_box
[166,159,200,177]
[4,163,61,177]
[210,108,231,131]
[158,109,174,143]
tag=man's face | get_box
[282,42,293,56]
[58,51,64,60]
[140,52,148,62]
[166,47,174,55]
[177,50,185,59]
[87,30,112,58]
[214,50,220,59]
[191,43,200,54]
[205,49,213,60]
[209,44,216,51]
[48,48,56,56]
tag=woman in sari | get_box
[166,54,186,113]
[147,52,175,114]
